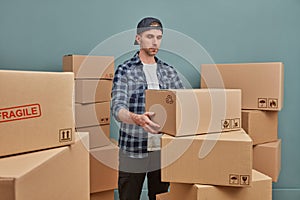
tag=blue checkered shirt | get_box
[111,52,184,158]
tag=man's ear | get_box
[135,34,141,45]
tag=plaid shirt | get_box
[111,52,184,158]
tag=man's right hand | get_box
[130,112,161,134]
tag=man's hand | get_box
[130,112,161,134]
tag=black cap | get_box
[134,17,163,45]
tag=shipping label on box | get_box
[161,129,252,187]
[75,79,112,104]
[242,110,278,145]
[0,70,75,157]
[201,62,284,111]
[63,55,114,80]
[146,89,241,137]
[75,102,110,128]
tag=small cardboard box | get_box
[76,125,111,149]
[0,70,75,157]
[242,110,278,145]
[161,129,252,187]
[0,132,89,200]
[75,102,110,128]
[253,139,281,182]
[90,144,118,193]
[75,79,112,104]
[201,62,284,111]
[63,54,114,79]
[166,170,272,200]
[90,190,114,200]
[146,89,241,136]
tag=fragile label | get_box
[229,174,250,185]
[0,104,42,123]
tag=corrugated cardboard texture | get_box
[167,170,272,200]
[75,102,110,128]
[75,79,112,104]
[201,62,284,111]
[253,139,281,182]
[0,132,89,200]
[90,190,114,200]
[161,130,252,187]
[0,70,75,157]
[242,110,278,145]
[63,55,114,79]
[90,144,118,193]
[76,125,111,149]
[146,89,241,136]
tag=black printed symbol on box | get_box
[240,175,250,185]
[59,128,72,142]
[268,98,278,108]
[258,98,267,108]
[222,119,231,130]
[231,118,240,129]
[165,95,174,104]
[229,174,239,185]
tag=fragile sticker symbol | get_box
[268,98,278,108]
[258,98,279,109]
[240,175,250,185]
[231,118,240,128]
[222,119,231,129]
[59,128,72,142]
[258,98,267,108]
[229,174,239,185]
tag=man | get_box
[111,17,184,200]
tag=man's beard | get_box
[144,48,158,56]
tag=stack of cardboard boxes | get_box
[63,55,118,200]
[201,62,283,183]
[0,70,89,200]
[146,62,283,199]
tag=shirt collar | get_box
[133,51,162,65]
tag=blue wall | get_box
[1,0,300,199]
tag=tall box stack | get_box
[63,55,118,198]
[146,88,256,197]
[0,70,90,199]
[201,62,284,184]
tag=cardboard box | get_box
[242,110,278,145]
[90,144,118,193]
[75,102,110,128]
[253,139,281,182]
[156,192,171,200]
[146,89,241,136]
[63,54,114,79]
[166,170,272,200]
[75,79,112,104]
[90,190,114,200]
[161,129,252,187]
[201,62,284,111]
[0,132,89,200]
[76,125,111,149]
[0,70,75,157]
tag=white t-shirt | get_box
[143,62,162,151]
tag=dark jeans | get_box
[118,150,169,200]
